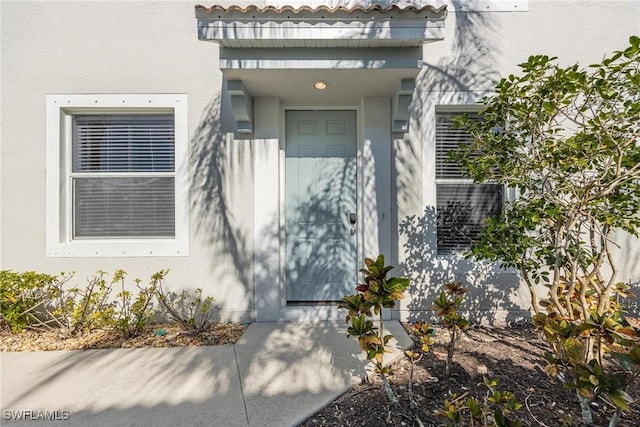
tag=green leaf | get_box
[563,338,585,363]
[629,345,640,365]
[494,408,506,426]
[611,353,634,370]
[608,389,630,411]
[387,277,411,291]
[466,398,482,418]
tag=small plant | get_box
[113,270,158,338]
[44,270,165,337]
[29,273,76,333]
[68,271,117,333]
[413,321,436,353]
[405,322,436,407]
[155,272,217,333]
[1,269,222,340]
[437,377,522,427]
[433,282,470,377]
[338,254,411,404]
[0,270,62,332]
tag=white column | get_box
[253,97,282,321]
[361,97,392,320]
[360,97,392,262]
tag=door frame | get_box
[252,97,392,322]
[278,105,362,319]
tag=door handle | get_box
[349,213,357,224]
[350,228,356,236]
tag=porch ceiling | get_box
[222,68,416,104]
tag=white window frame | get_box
[46,94,189,257]
[435,105,503,255]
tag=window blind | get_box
[74,177,175,238]
[71,114,176,239]
[73,115,174,173]
[435,112,478,179]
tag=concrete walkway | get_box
[1,321,412,427]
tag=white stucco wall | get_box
[2,0,639,323]
[1,0,255,321]
[395,0,640,322]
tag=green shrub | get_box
[2,269,221,339]
[113,270,158,338]
[433,282,470,377]
[437,377,522,427]
[155,271,217,333]
[0,270,61,332]
[338,254,411,404]
[454,36,640,427]
[68,270,117,333]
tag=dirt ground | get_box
[0,322,248,351]
[299,324,640,427]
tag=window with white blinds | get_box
[46,94,188,257]
[435,110,502,254]
[71,114,176,239]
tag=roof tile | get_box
[195,4,447,15]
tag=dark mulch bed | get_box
[300,324,640,427]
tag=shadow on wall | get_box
[252,147,359,308]
[420,11,502,94]
[395,9,504,236]
[284,158,357,302]
[399,207,529,325]
[619,233,640,315]
[191,94,361,314]
[189,87,254,321]
[394,12,531,324]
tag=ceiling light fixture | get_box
[313,81,329,90]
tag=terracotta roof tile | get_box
[195,4,447,15]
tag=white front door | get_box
[285,110,358,302]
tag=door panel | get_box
[285,110,357,301]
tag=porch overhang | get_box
[196,4,447,48]
[195,3,448,132]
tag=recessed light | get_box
[313,81,329,90]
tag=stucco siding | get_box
[2,0,639,323]
[1,0,255,321]
[396,0,640,322]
